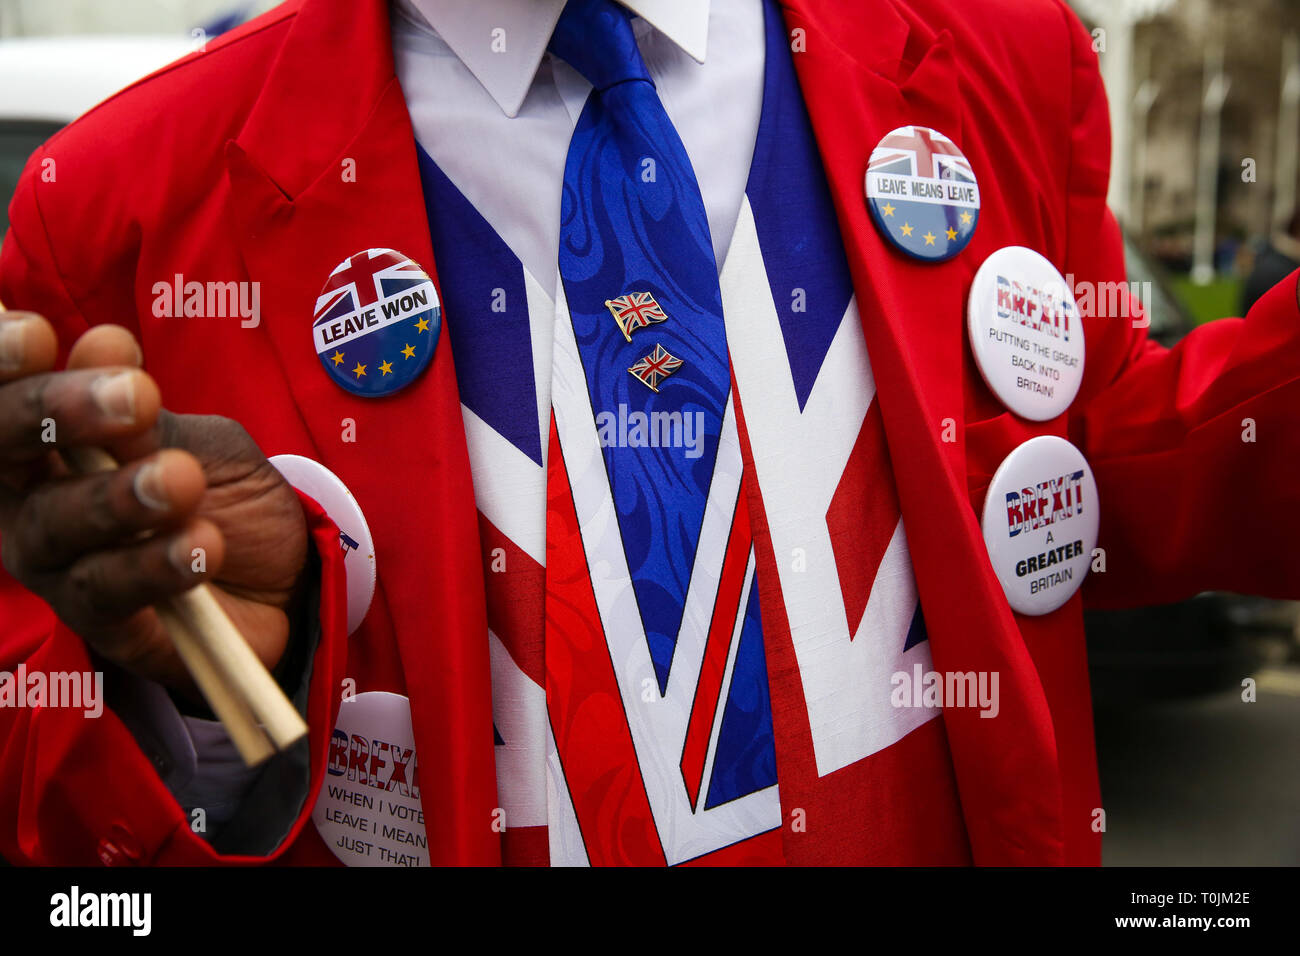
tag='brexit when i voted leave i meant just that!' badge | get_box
[312,691,428,867]
[865,125,980,262]
[313,248,441,398]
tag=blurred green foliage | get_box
[1170,276,1243,325]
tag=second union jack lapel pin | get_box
[605,291,668,342]
[629,343,683,393]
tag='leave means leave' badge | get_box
[865,125,980,262]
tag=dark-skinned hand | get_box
[0,312,308,693]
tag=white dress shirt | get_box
[392,0,765,288]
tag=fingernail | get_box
[167,536,195,576]
[91,372,136,424]
[0,319,30,372]
[133,462,169,511]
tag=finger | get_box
[68,326,164,464]
[8,449,206,573]
[102,406,172,467]
[58,516,225,621]
[0,367,161,463]
[66,324,143,371]
[0,312,59,383]
[116,411,261,486]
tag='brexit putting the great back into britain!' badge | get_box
[865,125,980,262]
[313,248,441,398]
[967,246,1085,421]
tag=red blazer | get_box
[1,0,1297,866]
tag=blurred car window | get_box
[0,36,191,239]
[0,120,61,236]
[1124,232,1193,345]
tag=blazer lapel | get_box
[222,0,500,864]
[781,0,1065,864]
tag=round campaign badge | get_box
[312,692,428,867]
[980,436,1099,616]
[967,246,1085,421]
[269,454,375,635]
[313,248,440,398]
[864,125,980,262]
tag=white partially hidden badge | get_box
[981,436,1098,615]
[269,454,375,635]
[967,246,1084,420]
[312,691,427,867]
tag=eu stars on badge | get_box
[967,246,1085,420]
[865,125,980,262]
[313,248,441,398]
[981,436,1099,616]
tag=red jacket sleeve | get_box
[1056,4,1300,608]
[0,156,351,866]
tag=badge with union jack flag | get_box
[312,247,441,398]
[864,125,980,263]
[605,291,669,342]
[628,343,683,392]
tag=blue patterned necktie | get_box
[551,0,730,694]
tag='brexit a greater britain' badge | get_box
[981,436,1099,616]
[313,248,440,398]
[865,125,980,262]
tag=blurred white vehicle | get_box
[0,35,194,234]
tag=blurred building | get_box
[1,0,1296,274]
[1072,0,1300,269]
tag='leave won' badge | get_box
[313,248,441,398]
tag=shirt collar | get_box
[396,0,710,117]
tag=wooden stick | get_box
[157,604,275,766]
[67,446,307,752]
[64,447,276,762]
[166,584,307,749]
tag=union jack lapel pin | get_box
[628,343,683,393]
[605,291,668,342]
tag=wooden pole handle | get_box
[167,586,307,749]
[157,605,275,766]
